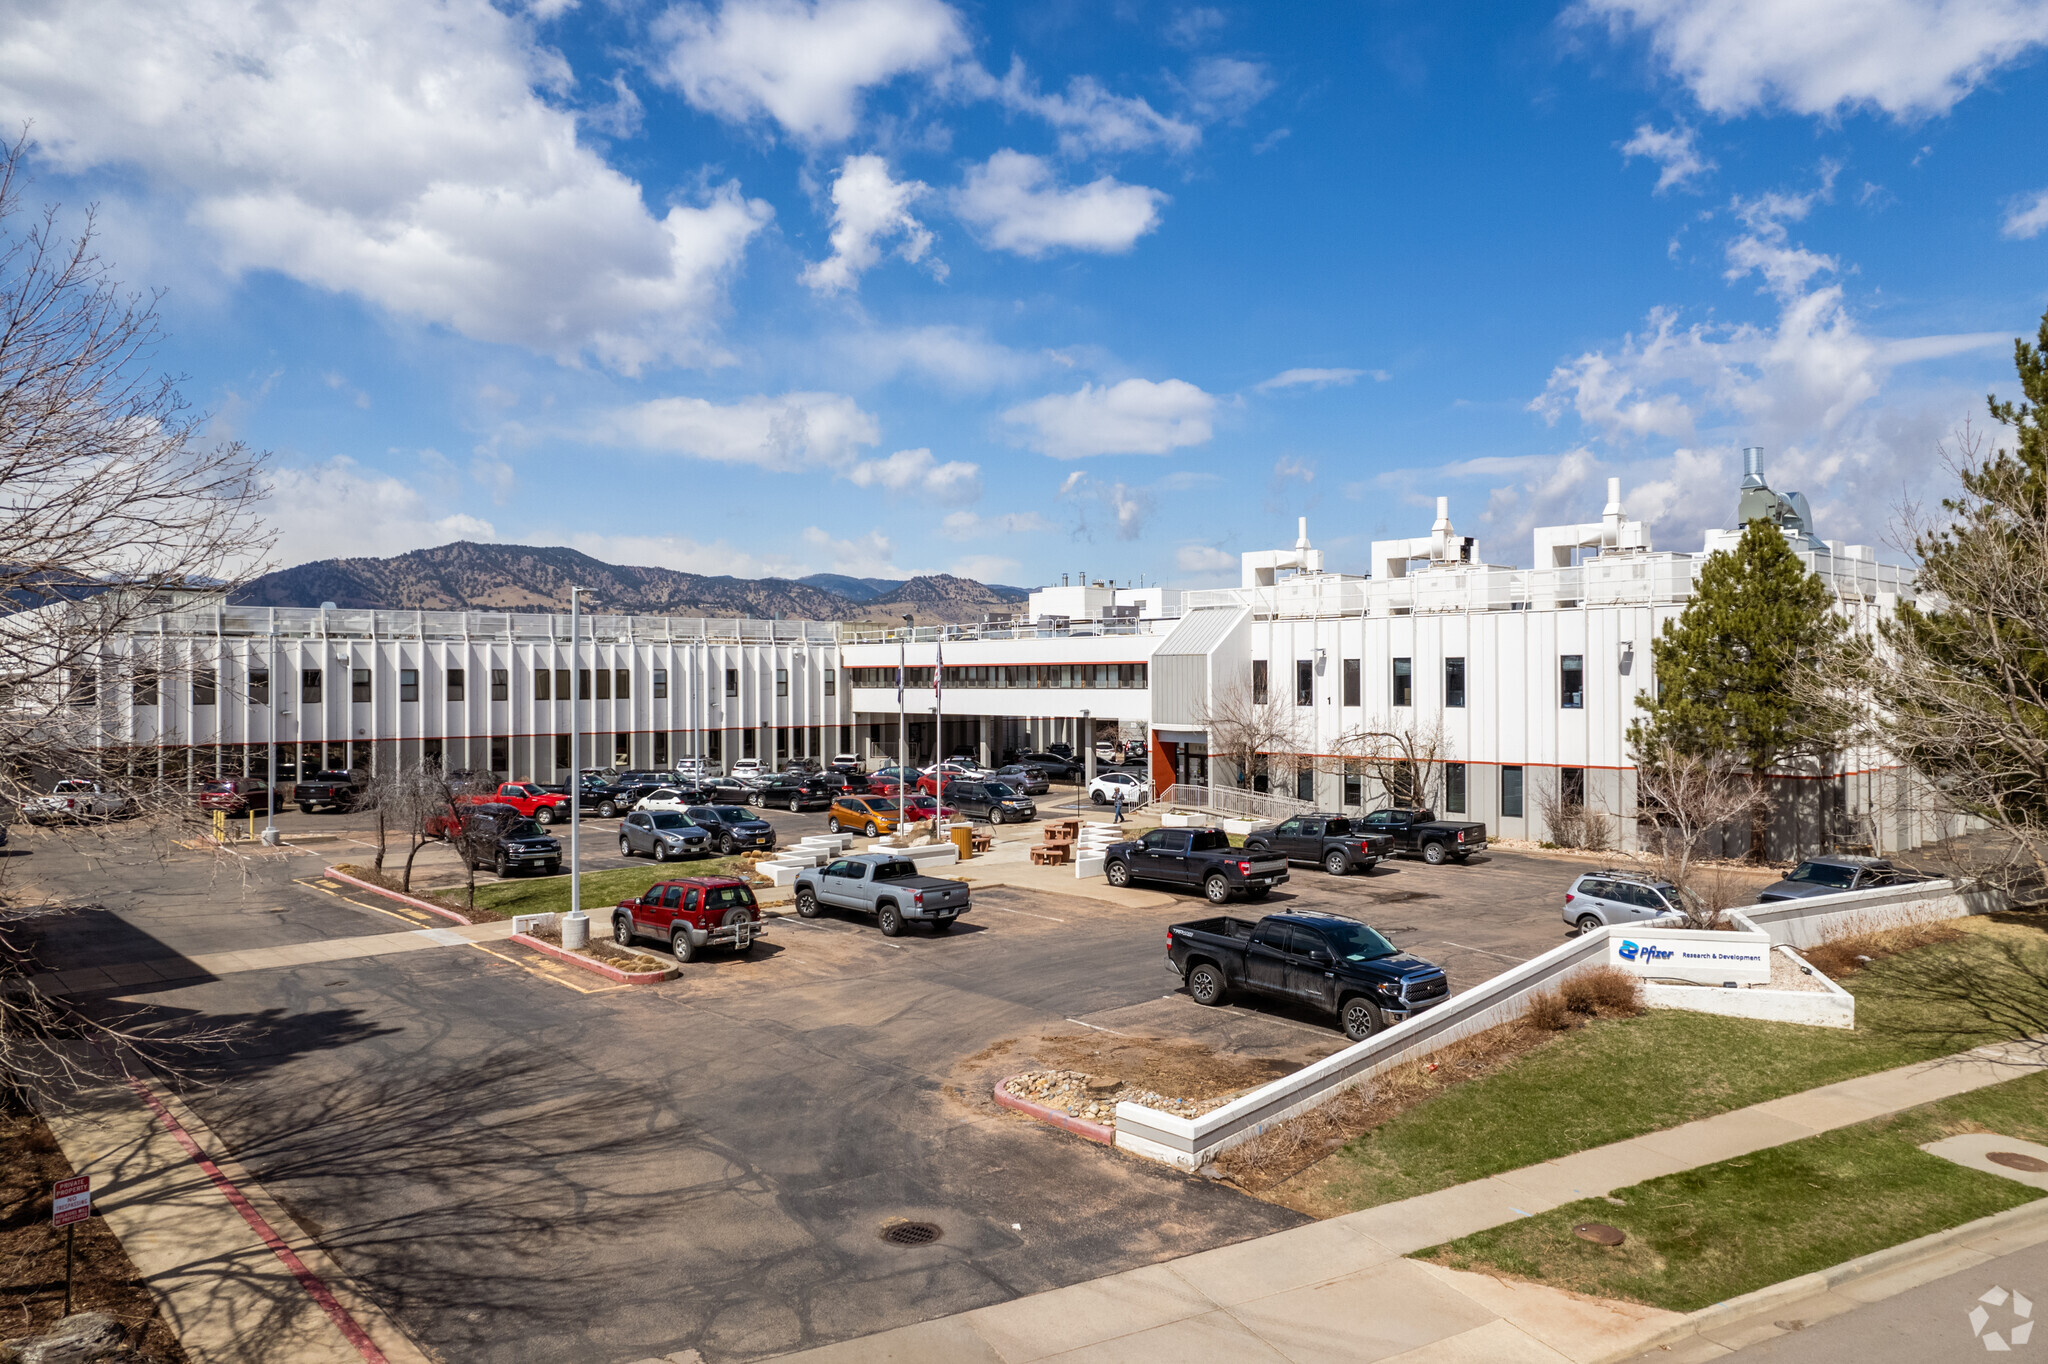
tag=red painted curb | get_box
[321,867,473,926]
[509,932,675,985]
[994,1074,1116,1145]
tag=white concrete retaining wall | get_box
[1740,879,1997,949]
[511,912,561,936]
[1643,945,1855,1029]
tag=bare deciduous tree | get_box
[1334,716,1452,810]
[1632,743,1768,927]
[1194,677,1305,793]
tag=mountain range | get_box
[230,543,1031,624]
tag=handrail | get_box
[1156,781,1318,822]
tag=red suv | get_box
[611,877,764,963]
[473,783,572,824]
[196,779,271,815]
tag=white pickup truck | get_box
[791,853,971,937]
[24,780,136,823]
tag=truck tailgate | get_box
[911,881,970,910]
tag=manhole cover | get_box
[1988,1151,2048,1172]
[1573,1222,1626,1246]
[880,1221,943,1247]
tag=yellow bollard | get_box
[212,810,227,843]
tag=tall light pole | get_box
[566,586,586,939]
[262,625,280,845]
[898,614,912,837]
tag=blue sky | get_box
[6,0,2047,587]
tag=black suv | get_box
[944,779,1038,825]
[747,772,833,812]
[294,769,365,813]
[683,804,777,854]
[451,805,562,877]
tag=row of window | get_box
[1251,655,1584,710]
[1293,761,1582,820]
[106,664,838,708]
[845,664,1148,690]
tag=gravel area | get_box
[1650,945,1835,994]
[1003,1069,1243,1126]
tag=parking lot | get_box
[12,814,1603,1363]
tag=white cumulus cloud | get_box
[985,59,1201,156]
[1004,378,1217,458]
[846,447,982,503]
[802,525,895,572]
[802,154,939,293]
[0,0,773,373]
[264,458,496,563]
[2003,188,2048,239]
[952,151,1167,258]
[598,391,880,469]
[1256,367,1366,392]
[1175,543,1236,574]
[1176,56,1275,121]
[1574,0,2048,119]
[653,0,970,143]
[1621,123,1714,193]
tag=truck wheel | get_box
[863,821,879,838]
[789,797,802,813]
[1187,962,1226,1006]
[796,889,820,919]
[1577,914,1603,934]
[298,804,314,815]
[1246,885,1271,901]
[1105,860,1131,888]
[930,917,953,934]
[1451,853,1470,865]
[614,914,634,946]
[599,799,618,818]
[1203,874,1231,904]
[877,902,903,937]
[534,806,555,825]
[1323,850,1349,876]
[1341,997,1385,1042]
[670,927,698,963]
[828,817,842,833]
[988,807,1004,825]
[1360,859,1378,874]
[495,853,510,878]
[1422,840,1448,865]
[619,837,633,857]
[544,860,560,875]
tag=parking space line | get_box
[1062,1017,1130,1036]
[465,941,628,994]
[975,904,1067,923]
[1437,940,1525,961]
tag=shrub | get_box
[1561,965,1645,1017]
[1524,988,1572,1031]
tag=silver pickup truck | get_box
[792,853,971,937]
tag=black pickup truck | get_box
[1104,827,1290,904]
[293,768,365,814]
[1243,814,1393,876]
[1167,911,1451,1040]
[1359,807,1489,864]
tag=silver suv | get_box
[1562,870,1685,934]
[619,810,712,862]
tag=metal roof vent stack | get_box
[1742,447,1766,489]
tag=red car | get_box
[914,763,983,797]
[471,782,571,824]
[610,876,765,963]
[196,779,271,815]
[899,796,959,823]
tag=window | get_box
[1342,658,1360,707]
[614,733,630,765]
[742,729,756,759]
[777,727,789,760]
[352,668,372,703]
[192,667,216,706]
[301,668,322,703]
[653,668,668,700]
[1296,769,1314,801]
[1445,657,1466,708]
[1251,659,1269,705]
[1501,765,1524,819]
[1561,766,1586,806]
[596,668,611,701]
[725,668,739,698]
[446,668,464,702]
[490,737,508,773]
[1560,655,1584,709]
[579,669,592,700]
[1343,773,1363,807]
[1392,657,1413,708]
[823,668,835,697]
[491,669,508,702]
[556,668,571,700]
[776,667,789,698]
[1295,659,1313,706]
[555,735,570,771]
[248,668,268,705]
[400,669,420,702]
[133,669,159,707]
[707,731,722,762]
[423,737,443,769]
[654,732,669,767]
[65,668,95,707]
[1445,762,1467,814]
[535,669,551,701]
[614,669,629,700]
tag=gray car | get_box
[1562,870,1686,934]
[618,809,712,862]
[990,763,1051,796]
[1756,856,1909,903]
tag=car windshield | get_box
[1317,920,1399,962]
[713,806,750,822]
[1786,862,1859,887]
[504,819,542,839]
[316,770,353,781]
[985,782,1017,797]
[201,781,238,793]
[649,813,690,830]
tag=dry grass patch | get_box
[1802,918,1965,978]
[521,924,670,974]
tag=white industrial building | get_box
[48,452,1928,855]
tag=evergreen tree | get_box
[1631,517,1847,856]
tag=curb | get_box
[993,1075,1115,1146]
[322,867,473,926]
[1591,1194,2048,1363]
[509,932,676,985]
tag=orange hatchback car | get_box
[827,795,899,837]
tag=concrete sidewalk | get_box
[770,1042,2045,1363]
[31,919,517,996]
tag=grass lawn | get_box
[1417,1070,2048,1312]
[1278,916,2048,1216]
[425,858,754,919]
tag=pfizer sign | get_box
[1608,928,1772,985]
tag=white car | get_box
[25,779,137,822]
[634,787,694,814]
[1088,772,1148,806]
[730,759,763,778]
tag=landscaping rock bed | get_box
[523,923,670,974]
[1001,1070,1238,1126]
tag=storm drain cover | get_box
[1573,1222,1627,1246]
[1988,1151,2048,1173]
[881,1221,943,1247]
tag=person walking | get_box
[1112,786,1125,824]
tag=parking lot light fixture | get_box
[566,585,586,942]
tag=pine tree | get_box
[1631,517,1847,856]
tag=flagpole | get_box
[898,614,910,837]
[933,629,944,836]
